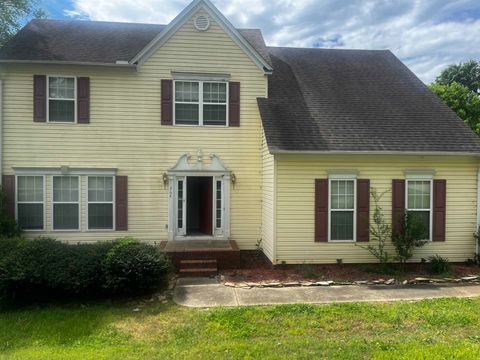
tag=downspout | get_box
[0,79,3,186]
[476,167,480,256]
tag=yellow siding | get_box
[261,129,275,261]
[0,9,267,249]
[275,154,479,264]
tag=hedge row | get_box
[0,237,170,304]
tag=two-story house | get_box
[1,0,480,269]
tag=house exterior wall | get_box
[0,9,267,249]
[274,154,479,264]
[261,129,275,261]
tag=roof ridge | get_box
[268,46,391,53]
[31,18,167,27]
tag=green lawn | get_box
[1,297,480,359]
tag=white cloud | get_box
[65,0,480,83]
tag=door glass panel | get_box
[216,180,222,229]
[177,180,184,230]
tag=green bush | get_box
[428,255,451,275]
[0,237,170,304]
[0,187,22,238]
[392,211,429,264]
[104,238,170,293]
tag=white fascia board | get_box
[129,0,273,74]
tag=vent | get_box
[194,15,210,31]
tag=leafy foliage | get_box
[436,60,480,94]
[357,188,393,266]
[427,255,450,275]
[0,237,170,304]
[0,0,46,47]
[392,211,429,263]
[429,81,480,135]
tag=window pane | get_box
[53,176,79,202]
[175,81,199,102]
[203,82,226,103]
[49,100,75,122]
[407,210,430,239]
[330,179,354,210]
[88,177,113,202]
[178,180,183,229]
[17,176,43,202]
[216,180,222,228]
[49,77,74,99]
[175,103,199,125]
[331,211,354,240]
[53,203,79,229]
[203,104,226,125]
[18,203,43,230]
[88,204,113,229]
[407,180,431,210]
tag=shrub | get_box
[428,255,451,275]
[104,238,170,294]
[0,237,170,304]
[392,211,429,264]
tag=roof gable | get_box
[129,0,273,73]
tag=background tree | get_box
[430,60,480,136]
[435,60,480,93]
[0,0,46,47]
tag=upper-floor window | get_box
[174,80,228,126]
[48,76,76,123]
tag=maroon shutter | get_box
[161,80,173,125]
[392,179,405,236]
[356,179,370,242]
[229,82,240,127]
[432,179,446,241]
[77,77,90,123]
[314,179,328,242]
[2,175,15,219]
[115,176,128,230]
[33,75,46,122]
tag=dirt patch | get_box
[221,253,480,284]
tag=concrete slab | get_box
[173,278,480,308]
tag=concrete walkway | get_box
[173,277,480,307]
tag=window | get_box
[53,176,79,230]
[174,80,227,126]
[88,176,114,230]
[406,179,432,240]
[17,176,44,230]
[329,179,356,241]
[215,180,222,229]
[48,76,76,122]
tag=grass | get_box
[2,297,480,359]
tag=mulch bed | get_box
[220,252,480,284]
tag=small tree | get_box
[392,211,428,264]
[0,187,21,238]
[357,188,393,267]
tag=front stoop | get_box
[160,240,241,273]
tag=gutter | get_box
[0,80,2,186]
[270,149,480,157]
[0,60,137,68]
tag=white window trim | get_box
[173,80,229,127]
[405,178,433,241]
[86,176,115,231]
[15,175,46,231]
[328,177,357,242]
[46,75,77,124]
[52,175,81,231]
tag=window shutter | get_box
[392,179,405,236]
[315,179,328,242]
[228,82,240,127]
[33,75,46,122]
[161,79,173,125]
[356,179,370,242]
[432,179,446,241]
[115,176,128,230]
[77,77,90,123]
[2,175,15,219]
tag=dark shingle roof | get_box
[0,19,271,65]
[259,47,480,154]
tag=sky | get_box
[37,0,480,84]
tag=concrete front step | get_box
[180,259,218,269]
